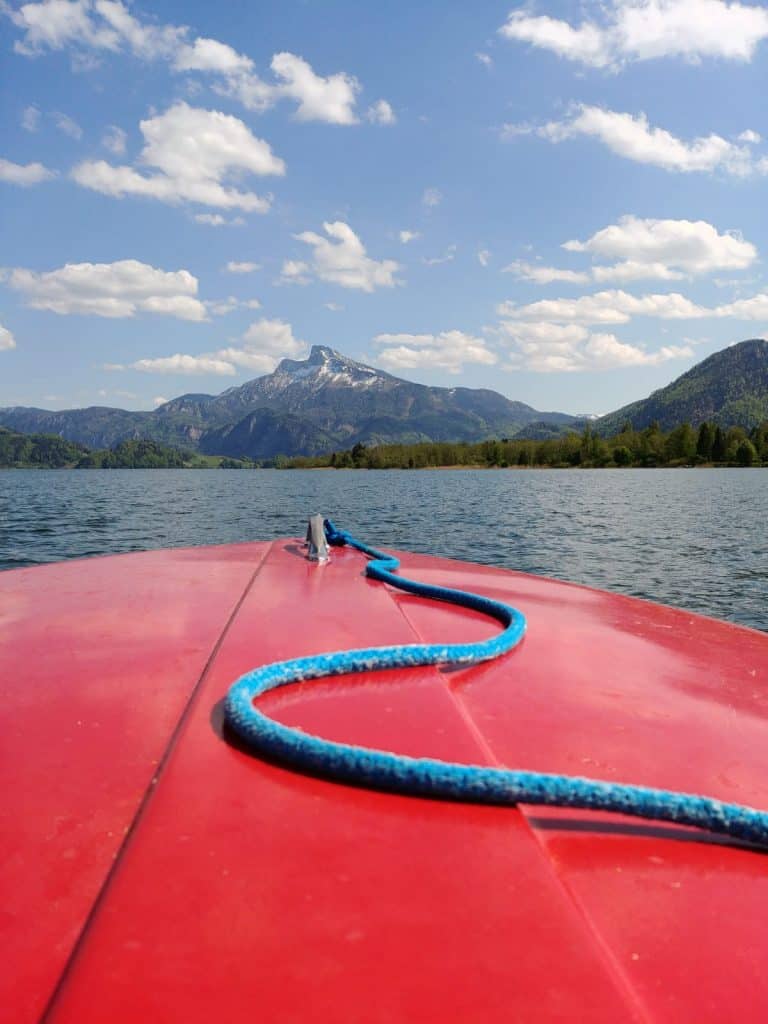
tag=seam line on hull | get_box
[391,579,654,1024]
[39,541,274,1023]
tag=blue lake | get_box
[1,467,766,631]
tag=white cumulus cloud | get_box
[284,222,400,292]
[205,296,261,316]
[7,259,207,320]
[102,124,126,154]
[194,213,244,227]
[498,280,768,337]
[0,157,56,185]
[497,320,694,372]
[499,0,768,69]
[72,102,284,210]
[715,293,768,319]
[128,354,235,375]
[22,105,41,131]
[503,260,590,284]
[510,215,758,286]
[423,245,457,266]
[366,99,396,125]
[532,105,763,177]
[374,330,497,373]
[218,52,362,125]
[10,4,374,125]
[268,52,360,123]
[502,12,611,66]
[497,289,709,324]
[399,230,420,244]
[225,261,261,273]
[591,261,687,282]
[279,259,312,286]
[564,214,757,276]
[210,317,307,373]
[11,0,183,59]
[10,0,119,55]
[0,324,17,350]
[173,36,253,74]
[52,111,82,138]
[124,317,308,377]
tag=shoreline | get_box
[4,462,765,472]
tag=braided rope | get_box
[224,520,768,848]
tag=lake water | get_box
[1,467,766,631]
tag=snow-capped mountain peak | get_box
[271,346,385,391]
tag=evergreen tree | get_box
[752,422,768,463]
[638,425,665,466]
[736,439,757,466]
[696,421,714,461]
[665,423,696,462]
[712,425,727,462]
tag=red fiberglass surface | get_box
[3,539,768,1022]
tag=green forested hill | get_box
[0,427,88,467]
[597,338,768,434]
[76,439,187,468]
[0,429,189,468]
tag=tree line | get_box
[3,421,767,470]
[280,421,768,470]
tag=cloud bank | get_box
[499,0,768,69]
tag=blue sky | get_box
[2,0,768,416]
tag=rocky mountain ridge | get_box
[0,346,577,458]
[2,340,766,459]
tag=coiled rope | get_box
[224,520,768,848]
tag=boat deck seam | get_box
[38,541,274,1024]
[389,576,654,1024]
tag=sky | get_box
[1,0,768,416]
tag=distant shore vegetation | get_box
[281,421,768,470]
[0,433,247,469]
[2,421,767,470]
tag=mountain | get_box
[162,346,576,451]
[0,346,577,459]
[0,405,153,450]
[199,408,337,459]
[596,338,768,434]
[4,341,766,459]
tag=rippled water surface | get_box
[1,467,766,630]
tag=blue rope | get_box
[224,520,768,848]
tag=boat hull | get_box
[2,539,768,1022]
